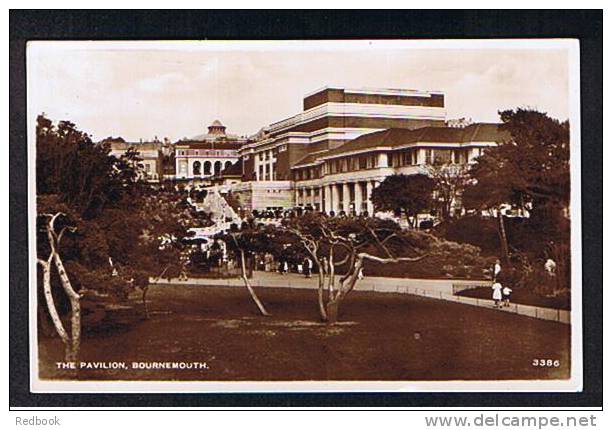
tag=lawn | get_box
[39,284,571,381]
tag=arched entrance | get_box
[193,161,201,176]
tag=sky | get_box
[27,40,573,142]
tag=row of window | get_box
[177,160,233,176]
[258,163,277,181]
[258,148,279,161]
[292,148,481,181]
[177,149,238,157]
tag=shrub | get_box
[435,215,500,255]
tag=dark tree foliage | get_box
[463,108,570,216]
[36,115,143,219]
[36,116,190,327]
[370,174,435,227]
[462,109,571,292]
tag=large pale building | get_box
[231,87,450,210]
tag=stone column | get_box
[294,187,299,207]
[310,187,316,207]
[354,182,363,215]
[342,182,350,214]
[324,185,332,214]
[366,181,374,215]
[331,183,340,214]
[268,150,274,181]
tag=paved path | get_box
[151,271,570,324]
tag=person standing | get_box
[304,257,312,278]
[491,281,503,308]
[493,259,502,281]
[281,260,288,275]
[545,258,557,276]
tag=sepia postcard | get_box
[27,39,582,393]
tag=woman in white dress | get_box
[491,282,503,308]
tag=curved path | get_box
[151,271,571,324]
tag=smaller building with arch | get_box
[175,120,246,181]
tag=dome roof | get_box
[210,119,224,127]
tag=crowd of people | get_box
[256,253,314,278]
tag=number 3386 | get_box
[532,359,560,367]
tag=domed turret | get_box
[208,119,226,136]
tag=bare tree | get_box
[234,236,271,316]
[221,227,271,316]
[37,212,81,361]
[284,213,428,323]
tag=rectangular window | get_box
[453,150,461,164]
[425,149,433,164]
[434,149,452,164]
[359,156,367,169]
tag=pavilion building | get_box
[231,86,449,210]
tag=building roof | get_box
[322,123,509,159]
[175,140,243,150]
[104,140,164,152]
[292,152,326,169]
[188,132,244,141]
[186,119,247,141]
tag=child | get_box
[502,285,513,307]
[491,281,503,308]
